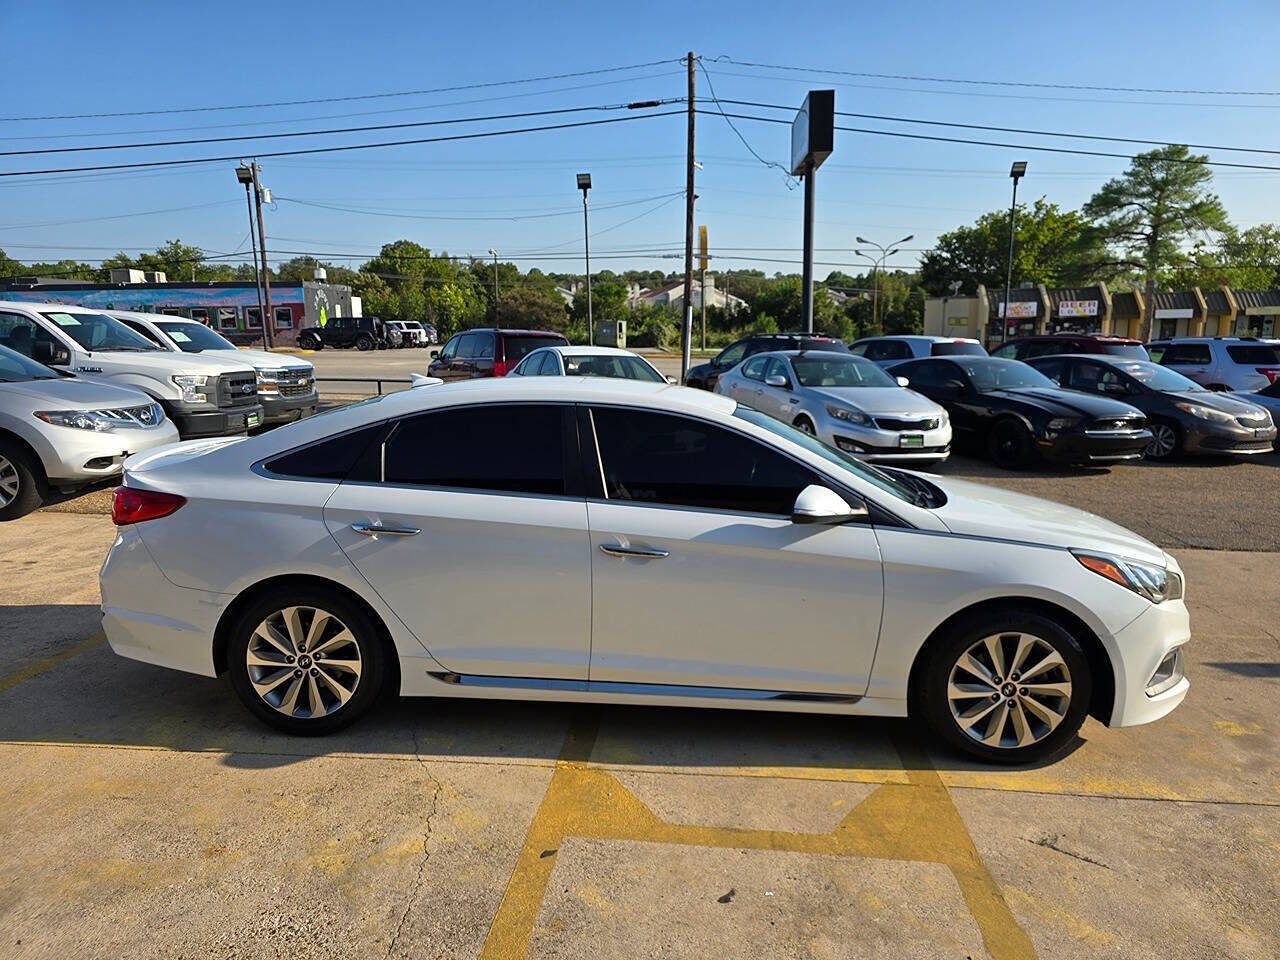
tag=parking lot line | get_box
[479,713,1036,960]
[0,630,104,696]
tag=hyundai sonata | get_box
[100,378,1189,763]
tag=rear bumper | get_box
[163,401,264,438]
[1042,430,1151,464]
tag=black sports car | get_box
[1027,354,1277,459]
[889,356,1152,469]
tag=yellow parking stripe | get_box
[0,631,105,695]
[480,716,1036,960]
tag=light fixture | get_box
[576,173,592,191]
[1010,161,1028,179]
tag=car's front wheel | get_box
[0,441,45,522]
[1145,420,1180,459]
[987,418,1035,469]
[226,589,387,735]
[916,606,1092,765]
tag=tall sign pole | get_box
[791,91,834,336]
[251,161,275,349]
[681,51,696,382]
[699,225,708,350]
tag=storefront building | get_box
[0,279,354,347]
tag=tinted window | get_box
[1226,344,1280,365]
[991,343,1018,359]
[591,408,821,516]
[1113,360,1204,392]
[264,424,386,481]
[930,340,986,357]
[956,358,1055,391]
[1031,356,1066,382]
[503,334,565,364]
[384,405,565,495]
[715,341,747,367]
[563,353,663,382]
[0,343,59,381]
[1065,360,1121,395]
[893,359,959,390]
[1102,343,1149,359]
[456,334,479,359]
[860,340,912,362]
[1019,341,1068,359]
[1161,343,1211,365]
[741,356,768,380]
[438,335,460,360]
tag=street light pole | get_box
[488,248,500,325]
[250,161,274,349]
[1002,161,1028,346]
[854,234,912,332]
[577,173,593,345]
[236,164,266,349]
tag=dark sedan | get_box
[889,356,1151,469]
[1027,354,1277,459]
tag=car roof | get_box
[105,309,185,323]
[541,345,643,357]
[1027,353,1152,364]
[461,327,566,337]
[1006,334,1141,344]
[0,300,109,314]
[762,349,864,360]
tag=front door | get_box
[584,406,884,696]
[325,403,591,680]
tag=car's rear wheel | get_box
[917,607,1092,765]
[226,589,387,735]
[0,441,45,522]
[1145,420,1180,459]
[987,418,1035,469]
[356,334,374,351]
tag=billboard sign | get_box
[1058,300,1098,318]
[698,225,708,272]
[790,90,835,176]
[1154,307,1194,319]
[997,301,1037,319]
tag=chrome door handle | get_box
[351,521,420,537]
[599,543,669,559]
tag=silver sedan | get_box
[715,349,953,463]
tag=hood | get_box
[1179,390,1267,417]
[0,376,155,408]
[201,348,311,372]
[987,386,1141,419]
[79,349,257,376]
[925,473,1165,565]
[808,385,943,417]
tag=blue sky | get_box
[4,0,1280,279]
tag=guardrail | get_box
[315,377,413,396]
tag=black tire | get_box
[793,415,817,436]
[356,334,374,352]
[987,418,1036,469]
[0,439,46,522]
[1144,419,1181,460]
[300,333,322,351]
[915,605,1093,765]
[226,587,388,735]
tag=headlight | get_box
[826,404,871,425]
[1072,549,1183,603]
[34,409,117,432]
[1174,401,1235,424]
[1046,417,1082,432]
[172,374,210,404]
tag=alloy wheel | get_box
[0,455,18,507]
[245,606,363,719]
[946,632,1072,749]
[795,418,816,435]
[1146,423,1177,459]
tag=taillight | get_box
[1256,367,1280,383]
[111,487,186,525]
[492,360,508,377]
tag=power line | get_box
[0,200,239,232]
[0,100,684,158]
[0,59,683,122]
[274,191,684,222]
[0,110,685,178]
[710,55,1280,97]
[694,59,796,186]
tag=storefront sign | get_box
[946,315,967,327]
[1243,305,1280,316]
[997,301,1037,319]
[1058,300,1098,318]
[1154,307,1194,319]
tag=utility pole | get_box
[236,164,266,349]
[680,50,696,381]
[251,161,274,349]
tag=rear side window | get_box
[1032,357,1066,382]
[930,341,985,357]
[1226,344,1280,365]
[590,407,821,516]
[383,404,565,495]
[1161,343,1211,365]
[502,335,567,365]
[264,424,386,481]
[861,340,912,362]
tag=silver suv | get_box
[1150,337,1280,392]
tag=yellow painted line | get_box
[0,631,105,695]
[480,717,1035,960]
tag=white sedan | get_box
[508,345,671,382]
[100,378,1189,763]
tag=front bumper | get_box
[259,390,318,424]
[1041,428,1152,464]
[1183,421,1277,455]
[1107,595,1191,727]
[36,420,181,484]
[162,401,265,439]
[822,419,953,463]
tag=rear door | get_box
[1159,342,1213,386]
[583,406,883,695]
[727,355,768,406]
[324,403,592,680]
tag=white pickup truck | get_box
[0,300,264,438]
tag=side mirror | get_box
[765,374,790,388]
[896,376,910,387]
[791,484,867,525]
[32,341,69,366]
[665,375,677,384]
[429,349,440,359]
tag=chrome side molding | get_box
[426,671,860,704]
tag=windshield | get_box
[733,406,920,506]
[792,354,896,388]
[0,343,58,381]
[563,354,664,382]
[41,311,159,352]
[930,341,986,357]
[1110,359,1204,392]
[1103,343,1149,359]
[156,321,236,353]
[957,357,1055,391]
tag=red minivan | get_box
[427,328,569,381]
[992,334,1148,362]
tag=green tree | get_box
[571,280,628,322]
[1084,145,1229,336]
[750,276,841,335]
[1166,224,1280,291]
[920,199,1109,297]
[496,285,570,332]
